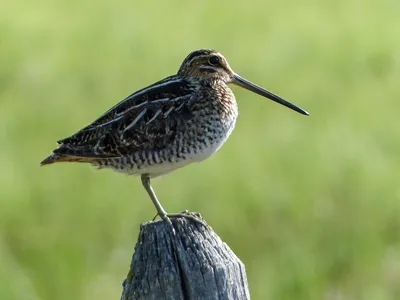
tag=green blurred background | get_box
[1,0,400,299]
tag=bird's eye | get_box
[209,56,220,65]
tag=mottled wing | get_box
[50,76,196,160]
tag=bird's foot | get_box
[153,210,206,227]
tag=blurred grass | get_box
[1,0,400,299]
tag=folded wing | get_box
[41,76,196,165]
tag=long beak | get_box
[232,74,309,115]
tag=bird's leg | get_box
[141,175,206,227]
[141,174,172,226]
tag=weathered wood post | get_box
[121,215,250,300]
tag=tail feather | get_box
[40,140,119,167]
[40,154,58,166]
[40,153,97,166]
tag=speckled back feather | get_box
[41,76,203,165]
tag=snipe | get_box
[41,49,309,225]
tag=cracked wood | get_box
[121,217,250,300]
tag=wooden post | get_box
[121,215,250,300]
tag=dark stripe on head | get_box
[178,49,217,74]
[184,49,215,63]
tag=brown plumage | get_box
[41,49,308,224]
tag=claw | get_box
[160,214,173,227]
[167,211,207,227]
[152,210,206,227]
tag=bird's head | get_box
[178,49,309,115]
[178,49,234,82]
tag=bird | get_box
[40,49,309,225]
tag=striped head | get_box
[178,49,309,115]
[178,49,234,82]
